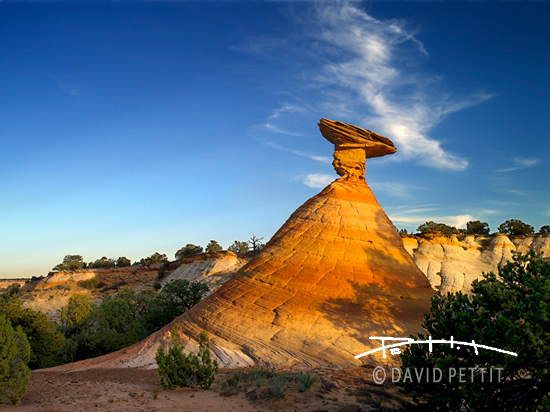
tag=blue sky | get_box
[1,1,548,278]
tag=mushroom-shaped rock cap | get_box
[318,118,396,158]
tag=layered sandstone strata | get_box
[403,233,550,294]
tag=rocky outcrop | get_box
[403,233,550,294]
[57,119,433,371]
[41,271,97,288]
[163,251,247,296]
[19,255,246,320]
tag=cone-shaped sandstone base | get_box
[58,177,433,370]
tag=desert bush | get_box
[77,295,139,358]
[266,376,287,399]
[417,221,459,236]
[466,220,490,235]
[58,282,210,363]
[0,297,65,369]
[498,219,534,236]
[53,255,86,271]
[161,279,209,312]
[156,328,219,389]
[61,289,155,361]
[0,314,30,405]
[139,279,209,338]
[116,256,132,267]
[175,244,203,260]
[219,368,317,399]
[227,240,249,254]
[205,240,223,253]
[89,257,115,269]
[60,294,94,337]
[2,283,21,300]
[297,371,319,391]
[78,278,103,289]
[140,252,169,266]
[401,251,550,411]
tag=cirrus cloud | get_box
[312,2,492,171]
[301,173,334,188]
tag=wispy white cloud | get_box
[262,104,306,136]
[387,203,477,228]
[476,209,500,216]
[266,141,331,164]
[507,189,526,196]
[263,123,304,136]
[55,78,78,97]
[311,2,492,171]
[389,213,474,229]
[369,182,416,198]
[489,200,520,207]
[495,157,540,173]
[301,173,334,188]
[397,207,440,214]
[268,104,304,120]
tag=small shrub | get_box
[205,240,223,253]
[175,244,203,260]
[466,220,490,235]
[298,371,318,391]
[78,278,103,290]
[227,240,249,255]
[156,327,219,389]
[156,269,166,280]
[266,376,287,399]
[220,368,317,400]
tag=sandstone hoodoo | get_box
[63,119,434,370]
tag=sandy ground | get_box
[1,367,409,411]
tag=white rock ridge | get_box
[403,233,550,294]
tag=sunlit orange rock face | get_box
[179,177,434,367]
[59,119,433,370]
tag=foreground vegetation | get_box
[60,279,209,361]
[401,251,550,410]
[156,327,219,390]
[219,368,319,399]
[2,248,549,407]
[0,278,210,405]
[0,314,30,405]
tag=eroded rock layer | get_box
[403,233,550,294]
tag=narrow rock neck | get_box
[332,147,366,180]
